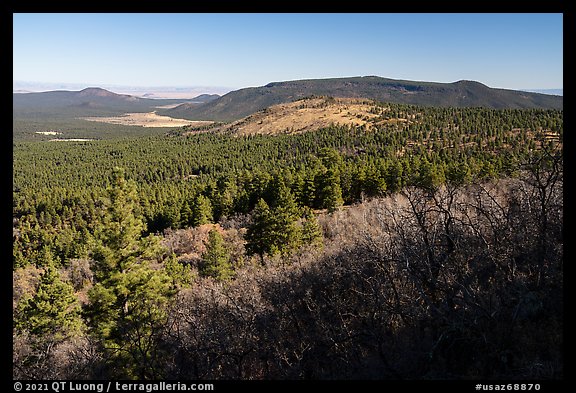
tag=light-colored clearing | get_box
[35,131,62,135]
[50,138,95,142]
[81,111,212,128]
[154,103,192,109]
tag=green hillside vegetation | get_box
[160,76,563,121]
[13,102,562,379]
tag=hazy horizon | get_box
[12,78,564,98]
[12,80,233,98]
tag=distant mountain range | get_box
[13,87,219,117]
[13,81,232,98]
[13,79,563,126]
[160,76,563,122]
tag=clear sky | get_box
[13,13,563,91]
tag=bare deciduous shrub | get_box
[13,333,100,380]
[161,170,561,379]
[61,258,94,291]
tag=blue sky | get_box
[13,13,563,91]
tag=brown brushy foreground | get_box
[14,170,562,380]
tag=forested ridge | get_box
[13,102,563,379]
[162,76,563,121]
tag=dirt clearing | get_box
[81,111,213,128]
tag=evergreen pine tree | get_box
[318,168,344,212]
[86,167,174,379]
[417,159,444,190]
[15,257,82,339]
[213,177,236,220]
[245,185,303,261]
[179,200,194,228]
[268,183,303,255]
[245,198,272,261]
[200,228,234,281]
[301,172,318,208]
[164,253,193,288]
[363,165,387,198]
[191,194,213,227]
[386,160,404,193]
[301,207,323,249]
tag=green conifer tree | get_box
[318,168,344,212]
[245,185,303,260]
[386,160,404,193]
[191,194,213,227]
[86,167,175,379]
[269,183,302,254]
[200,228,234,281]
[164,253,193,288]
[301,207,323,249]
[15,255,82,339]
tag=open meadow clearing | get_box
[82,111,212,128]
